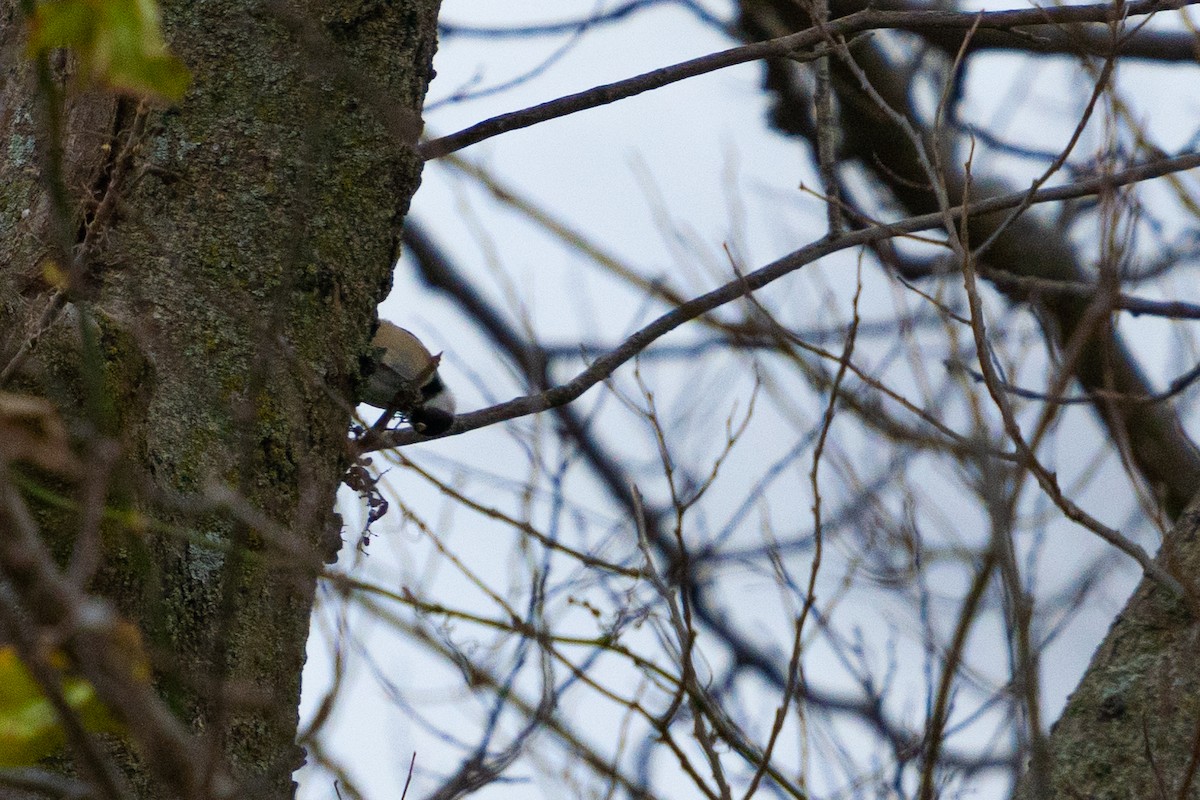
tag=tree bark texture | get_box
[1016,502,1200,799]
[0,0,441,796]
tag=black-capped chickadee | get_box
[361,321,456,435]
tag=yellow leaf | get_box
[0,647,122,766]
[27,0,190,101]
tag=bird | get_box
[360,321,456,435]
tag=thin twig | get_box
[420,0,1197,159]
[375,151,1200,449]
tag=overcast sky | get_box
[295,2,1197,798]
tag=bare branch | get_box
[420,0,1198,159]
[377,151,1200,449]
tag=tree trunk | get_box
[1015,502,1200,800]
[0,0,441,796]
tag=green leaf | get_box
[0,647,123,767]
[27,0,190,101]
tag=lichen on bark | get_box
[0,0,442,795]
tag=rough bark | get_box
[0,0,441,796]
[1015,502,1200,799]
